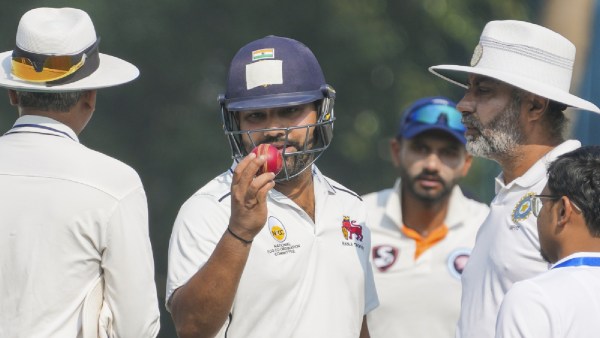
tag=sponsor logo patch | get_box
[268,216,286,242]
[447,248,471,279]
[372,245,398,272]
[265,216,301,256]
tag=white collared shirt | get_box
[0,116,160,338]
[496,252,600,338]
[364,179,489,338]
[166,166,379,338]
[456,140,581,338]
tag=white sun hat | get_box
[429,20,600,114]
[0,7,139,92]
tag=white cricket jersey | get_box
[166,166,379,338]
[364,179,489,338]
[456,140,581,338]
[496,252,600,338]
[0,116,160,338]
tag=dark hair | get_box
[15,91,84,112]
[547,145,600,236]
[544,100,568,141]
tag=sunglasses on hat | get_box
[11,38,100,83]
[404,103,466,132]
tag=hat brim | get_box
[429,65,600,114]
[0,50,139,92]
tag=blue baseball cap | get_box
[223,35,329,111]
[397,96,466,144]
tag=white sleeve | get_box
[363,254,379,314]
[165,194,230,310]
[359,201,379,314]
[495,280,554,338]
[101,186,160,338]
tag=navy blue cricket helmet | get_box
[219,35,336,180]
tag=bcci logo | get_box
[268,216,286,242]
[511,192,536,229]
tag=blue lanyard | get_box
[552,257,600,269]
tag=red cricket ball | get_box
[251,144,283,175]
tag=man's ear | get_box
[390,138,402,168]
[556,196,574,232]
[80,90,97,113]
[526,94,549,122]
[460,153,473,177]
[8,90,18,106]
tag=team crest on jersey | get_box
[511,192,536,229]
[340,216,365,250]
[372,245,398,272]
[268,216,287,242]
[447,248,471,279]
[341,216,363,241]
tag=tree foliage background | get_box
[0,1,535,336]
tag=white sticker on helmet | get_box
[246,60,283,90]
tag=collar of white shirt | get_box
[494,139,581,192]
[386,178,469,229]
[8,115,79,142]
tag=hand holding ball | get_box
[251,144,283,175]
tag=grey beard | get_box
[464,102,523,159]
[466,129,520,159]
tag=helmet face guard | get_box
[219,35,336,181]
[220,85,335,181]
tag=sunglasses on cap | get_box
[11,38,100,83]
[404,103,466,132]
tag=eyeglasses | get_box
[531,194,583,217]
[404,104,466,132]
[11,38,100,83]
[531,194,561,217]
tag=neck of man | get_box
[20,109,84,135]
[556,234,600,264]
[495,142,562,184]
[275,169,315,222]
[400,187,450,237]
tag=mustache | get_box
[462,115,481,128]
[259,136,303,151]
[415,172,443,183]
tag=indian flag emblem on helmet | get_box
[252,48,275,61]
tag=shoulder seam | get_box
[332,185,362,201]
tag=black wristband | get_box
[227,227,253,244]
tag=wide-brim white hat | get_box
[429,20,600,114]
[0,7,139,92]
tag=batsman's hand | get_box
[229,153,276,241]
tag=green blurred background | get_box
[3,1,594,336]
